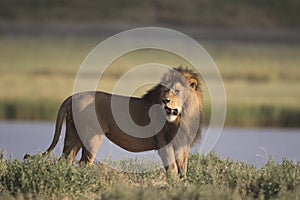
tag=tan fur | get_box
[43,67,203,176]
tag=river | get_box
[0,122,299,168]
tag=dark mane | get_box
[142,66,201,100]
[142,84,163,103]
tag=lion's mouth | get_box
[164,106,178,116]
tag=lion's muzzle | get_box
[164,106,178,116]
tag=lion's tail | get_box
[42,96,72,156]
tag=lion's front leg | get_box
[158,145,178,178]
[175,147,190,178]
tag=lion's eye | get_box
[174,89,180,94]
[164,88,169,92]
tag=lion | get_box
[42,67,203,177]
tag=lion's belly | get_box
[90,92,158,152]
[105,131,156,152]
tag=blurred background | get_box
[0,0,300,166]
[0,0,299,164]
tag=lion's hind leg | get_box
[61,113,82,164]
[79,134,104,166]
[62,140,81,165]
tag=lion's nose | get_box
[162,98,170,104]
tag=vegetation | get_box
[0,0,300,28]
[0,152,299,199]
[0,36,299,127]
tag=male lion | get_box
[43,67,203,176]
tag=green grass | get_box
[0,152,300,199]
[0,99,59,120]
[0,36,300,127]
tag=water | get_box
[0,121,299,168]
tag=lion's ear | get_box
[188,78,198,90]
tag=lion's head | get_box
[143,67,203,144]
[161,81,185,122]
[158,67,202,123]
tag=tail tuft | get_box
[23,153,31,160]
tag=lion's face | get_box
[161,82,186,122]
